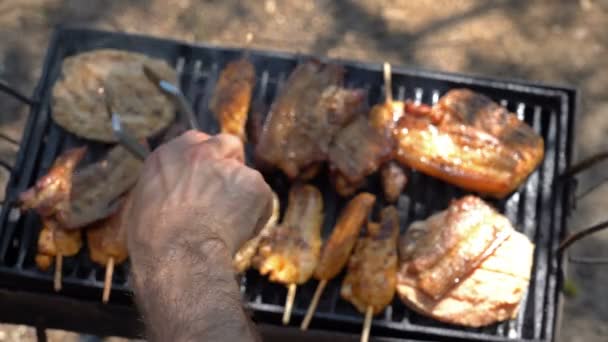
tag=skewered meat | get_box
[397,196,534,327]
[341,206,399,315]
[394,89,544,198]
[87,206,129,266]
[35,219,82,271]
[370,102,409,202]
[380,161,407,203]
[52,49,177,142]
[256,61,366,179]
[254,185,324,284]
[329,114,394,184]
[233,192,280,273]
[20,145,143,229]
[313,193,375,281]
[20,147,86,217]
[210,59,256,141]
[329,101,402,197]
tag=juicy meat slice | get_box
[210,58,255,141]
[254,185,324,284]
[329,114,393,193]
[256,61,365,178]
[87,205,129,266]
[20,147,87,217]
[400,196,505,274]
[394,88,544,198]
[233,192,280,273]
[314,192,376,280]
[380,161,407,203]
[341,206,399,315]
[35,219,82,271]
[397,219,534,327]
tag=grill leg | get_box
[35,326,47,342]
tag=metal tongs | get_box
[104,95,150,161]
[142,65,200,131]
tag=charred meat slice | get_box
[256,61,365,178]
[341,206,399,315]
[210,59,256,141]
[397,195,534,327]
[314,193,376,281]
[394,89,544,198]
[254,185,324,284]
[329,114,393,196]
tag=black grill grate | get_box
[0,28,576,342]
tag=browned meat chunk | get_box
[329,115,393,188]
[233,192,280,273]
[254,185,324,284]
[87,205,129,266]
[394,89,544,198]
[256,61,365,178]
[397,195,534,327]
[210,58,256,141]
[341,206,399,315]
[35,219,82,271]
[314,193,376,281]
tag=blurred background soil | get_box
[0,0,606,341]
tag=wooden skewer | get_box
[383,62,392,105]
[282,283,297,325]
[54,254,63,292]
[102,257,115,303]
[361,306,374,342]
[300,279,328,330]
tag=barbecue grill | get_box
[0,27,576,341]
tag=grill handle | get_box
[0,79,37,106]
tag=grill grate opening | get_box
[0,28,576,342]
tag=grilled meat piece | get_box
[380,161,407,203]
[59,145,143,228]
[256,61,365,178]
[394,89,544,198]
[35,219,82,271]
[370,102,409,202]
[52,49,177,142]
[341,206,399,315]
[20,145,143,229]
[329,114,393,196]
[254,185,324,284]
[87,206,129,266]
[314,193,376,280]
[397,196,534,327]
[20,147,87,217]
[233,192,280,273]
[210,59,256,141]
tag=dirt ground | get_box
[0,0,607,341]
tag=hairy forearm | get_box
[131,238,259,342]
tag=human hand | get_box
[123,130,270,341]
